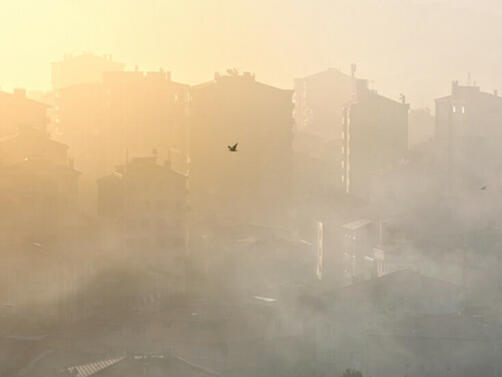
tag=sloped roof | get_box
[191,74,292,94]
[342,218,373,231]
[295,67,354,81]
[0,91,50,109]
[66,355,220,377]
[0,128,68,150]
[67,357,125,377]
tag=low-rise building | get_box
[97,155,188,296]
[0,89,49,137]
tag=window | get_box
[461,106,465,114]
[452,105,456,113]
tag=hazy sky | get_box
[1,0,502,107]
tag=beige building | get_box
[97,155,188,296]
[51,53,124,90]
[56,70,190,214]
[343,83,409,198]
[189,72,294,227]
[0,89,49,137]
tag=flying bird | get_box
[481,186,487,190]
[228,143,238,152]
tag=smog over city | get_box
[1,1,502,376]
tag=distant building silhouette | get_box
[0,125,68,166]
[293,68,368,195]
[0,121,86,324]
[0,89,49,137]
[97,155,188,295]
[343,82,409,197]
[56,70,190,213]
[100,70,190,165]
[435,81,502,189]
[294,67,360,140]
[51,53,124,90]
[0,152,80,244]
[0,123,80,244]
[189,72,294,226]
[340,218,385,284]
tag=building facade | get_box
[0,89,49,137]
[293,67,363,194]
[55,69,190,213]
[435,81,502,190]
[189,72,294,226]
[97,155,188,296]
[343,83,409,198]
[51,53,125,90]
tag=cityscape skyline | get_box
[3,0,502,107]
[2,2,502,376]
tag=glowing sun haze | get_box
[2,0,502,106]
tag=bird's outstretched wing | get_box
[227,142,238,151]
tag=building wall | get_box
[345,90,409,198]
[55,71,190,214]
[51,53,125,90]
[0,160,79,243]
[294,68,358,140]
[0,90,49,137]
[293,69,361,195]
[189,73,293,226]
[435,82,502,189]
[97,157,188,296]
[0,127,68,166]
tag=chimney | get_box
[495,89,499,97]
[351,63,357,78]
[451,80,459,95]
